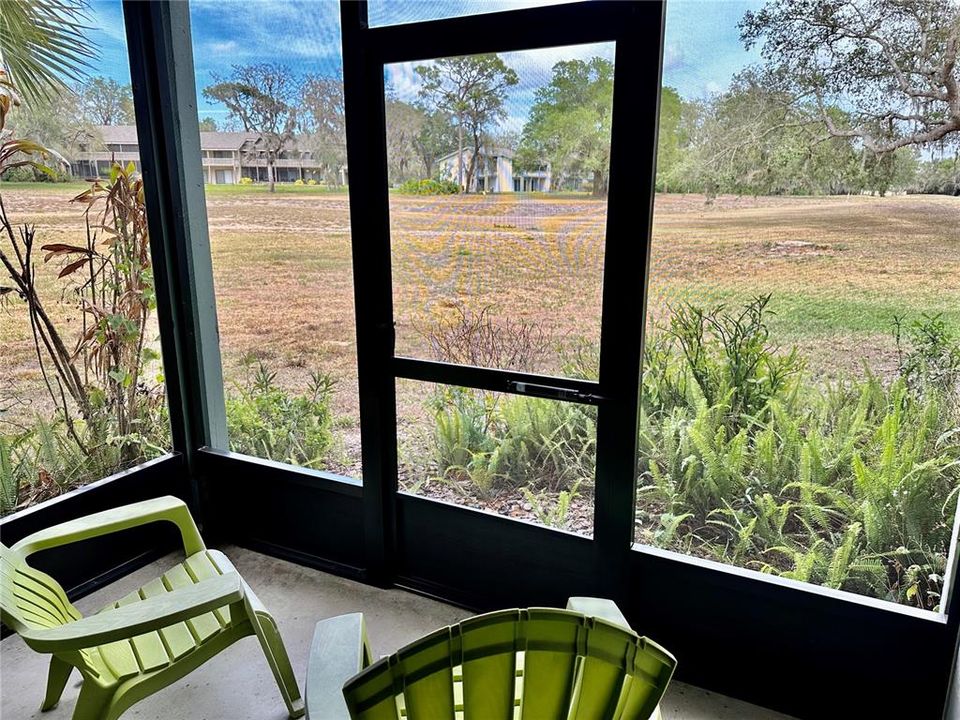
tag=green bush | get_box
[1,164,71,182]
[225,362,335,468]
[398,178,460,195]
[635,298,960,609]
[429,386,595,496]
[0,412,169,516]
[421,295,960,609]
[238,176,254,185]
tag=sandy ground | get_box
[2,187,958,486]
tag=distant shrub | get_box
[398,178,459,195]
[429,386,596,496]
[226,361,335,468]
[0,165,70,182]
[307,178,318,185]
[238,176,254,185]
[294,178,305,186]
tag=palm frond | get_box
[0,0,96,104]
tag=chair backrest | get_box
[0,542,82,637]
[342,608,676,720]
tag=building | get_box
[70,125,345,184]
[436,145,551,192]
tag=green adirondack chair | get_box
[305,597,675,719]
[0,496,304,720]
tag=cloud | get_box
[663,43,683,72]
[384,42,615,133]
[385,62,425,102]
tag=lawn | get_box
[2,185,958,471]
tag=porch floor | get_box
[1,545,794,719]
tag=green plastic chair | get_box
[305,597,675,720]
[0,496,305,720]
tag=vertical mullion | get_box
[593,1,666,593]
[341,0,399,585]
[122,1,228,500]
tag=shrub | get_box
[635,298,960,609]
[416,294,960,609]
[0,164,70,182]
[895,312,960,406]
[225,361,335,468]
[398,178,460,195]
[238,176,254,185]
[0,412,170,515]
[417,300,549,371]
[307,178,318,185]
[428,386,596,495]
[294,178,305,186]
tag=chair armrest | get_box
[566,597,632,630]
[11,496,205,558]
[21,572,243,653]
[306,613,371,720]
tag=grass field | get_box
[2,184,958,475]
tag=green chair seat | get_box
[1,496,305,720]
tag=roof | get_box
[199,131,260,150]
[437,145,516,163]
[93,125,260,151]
[94,124,139,144]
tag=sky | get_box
[88,0,763,131]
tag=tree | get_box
[0,0,95,103]
[203,64,299,192]
[7,83,89,161]
[299,73,346,184]
[412,107,456,178]
[740,0,960,155]
[80,77,133,125]
[673,71,881,197]
[656,86,684,191]
[520,57,614,195]
[416,55,518,191]
[198,117,218,132]
[384,98,424,184]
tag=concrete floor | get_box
[0,545,794,719]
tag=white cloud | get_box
[385,62,426,102]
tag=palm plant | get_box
[0,0,94,103]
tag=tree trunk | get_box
[592,169,607,197]
[268,156,276,193]
[457,118,464,190]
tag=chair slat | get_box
[115,590,170,672]
[569,620,635,720]
[461,612,519,720]
[399,628,455,720]
[345,657,402,720]
[520,611,580,719]
[163,562,222,642]
[98,639,141,681]
[139,576,197,660]
[184,551,231,626]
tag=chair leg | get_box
[252,610,305,719]
[41,655,73,711]
[71,681,113,720]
